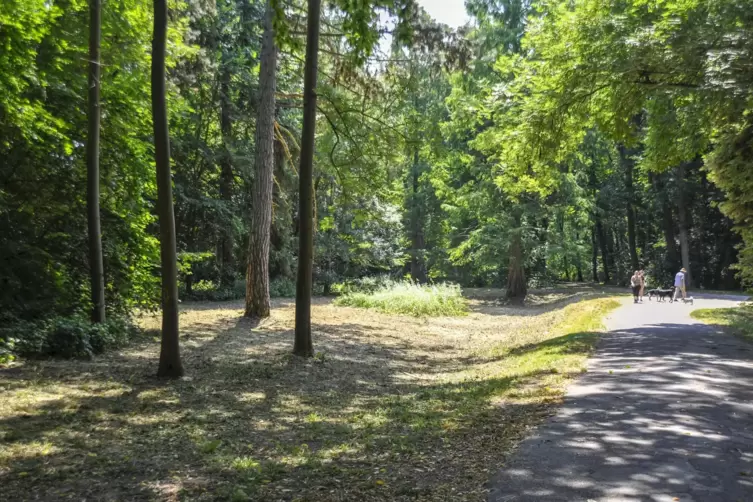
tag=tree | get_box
[86,0,105,323]
[293,0,321,357]
[152,0,183,378]
[245,0,277,319]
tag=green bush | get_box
[270,277,296,298]
[0,315,136,360]
[334,280,468,317]
[331,275,394,295]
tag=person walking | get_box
[630,271,641,304]
[673,267,687,302]
[638,270,646,303]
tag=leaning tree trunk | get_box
[152,0,183,378]
[87,0,106,323]
[676,163,692,287]
[294,0,321,358]
[218,65,235,288]
[506,214,527,303]
[245,0,277,319]
[619,145,640,273]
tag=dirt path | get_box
[488,295,753,502]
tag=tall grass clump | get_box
[335,280,468,316]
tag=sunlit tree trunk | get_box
[591,226,598,282]
[294,0,321,357]
[245,0,277,318]
[87,0,105,323]
[152,0,183,378]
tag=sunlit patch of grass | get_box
[692,303,753,343]
[335,281,469,317]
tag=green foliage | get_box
[0,315,136,360]
[692,304,753,344]
[335,280,468,317]
[269,277,296,298]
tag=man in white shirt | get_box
[672,267,687,302]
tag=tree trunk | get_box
[654,172,679,275]
[245,1,277,319]
[152,0,183,378]
[218,65,234,288]
[294,0,321,358]
[596,219,610,283]
[409,149,427,283]
[619,145,640,272]
[591,226,598,282]
[676,163,692,287]
[506,213,527,303]
[87,0,106,324]
[575,231,584,282]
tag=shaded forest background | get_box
[1,0,750,340]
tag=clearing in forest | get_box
[1,291,618,501]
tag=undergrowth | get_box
[335,280,468,316]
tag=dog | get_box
[648,287,674,302]
[678,296,694,305]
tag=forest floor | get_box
[1,287,621,501]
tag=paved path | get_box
[488,295,753,502]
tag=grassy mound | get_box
[334,280,468,316]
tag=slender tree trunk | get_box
[676,163,692,287]
[218,66,235,288]
[654,172,679,274]
[575,231,584,282]
[245,1,277,318]
[596,219,610,283]
[613,229,624,283]
[591,226,598,282]
[294,0,321,358]
[87,0,106,324]
[619,145,640,272]
[409,149,427,283]
[152,0,183,378]
[506,212,527,303]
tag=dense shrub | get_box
[0,315,136,360]
[335,280,468,317]
[269,277,296,298]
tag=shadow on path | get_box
[488,303,753,502]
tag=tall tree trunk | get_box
[596,218,610,283]
[676,163,692,287]
[619,145,640,272]
[245,1,277,318]
[506,212,527,303]
[152,0,183,378]
[409,149,427,283]
[218,65,234,288]
[613,228,624,283]
[575,231,584,282]
[294,0,321,358]
[654,172,679,275]
[87,0,106,324]
[591,226,598,282]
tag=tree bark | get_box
[619,145,640,272]
[506,212,527,303]
[676,162,692,287]
[653,172,679,274]
[596,218,610,283]
[245,0,277,318]
[409,149,427,283]
[575,231,584,282]
[87,0,106,324]
[218,65,234,288]
[152,0,183,378]
[591,226,598,282]
[294,0,321,358]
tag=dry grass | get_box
[0,291,619,501]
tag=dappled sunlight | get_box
[0,296,619,500]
